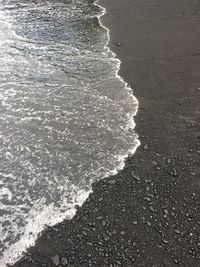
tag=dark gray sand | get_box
[12,0,200,266]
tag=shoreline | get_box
[12,0,200,266]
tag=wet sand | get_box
[12,0,200,266]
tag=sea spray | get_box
[0,0,139,265]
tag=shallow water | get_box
[0,0,139,265]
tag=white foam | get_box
[94,0,140,164]
[1,187,92,267]
[0,1,140,266]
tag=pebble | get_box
[167,158,171,164]
[163,209,168,215]
[86,242,93,246]
[52,255,60,266]
[116,42,121,46]
[61,257,68,266]
[143,144,148,150]
[145,197,151,202]
[170,168,178,177]
[152,160,158,166]
[102,220,106,227]
[24,256,32,263]
[131,172,140,181]
[82,230,87,236]
[173,258,179,264]
[149,206,154,212]
[107,179,116,185]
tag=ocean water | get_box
[0,0,139,265]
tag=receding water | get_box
[0,0,139,265]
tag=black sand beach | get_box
[12,0,200,266]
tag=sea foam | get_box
[0,0,139,266]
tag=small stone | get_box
[163,209,168,215]
[143,144,148,150]
[52,255,60,266]
[173,258,179,264]
[131,172,140,181]
[174,229,180,234]
[102,220,106,227]
[149,206,154,212]
[116,42,121,46]
[86,242,93,246]
[152,160,158,166]
[107,179,116,185]
[61,257,68,266]
[133,221,138,225]
[120,231,125,235]
[24,256,32,263]
[170,168,178,177]
[82,230,87,236]
[167,158,171,164]
[145,197,151,202]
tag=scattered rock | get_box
[167,158,171,164]
[163,209,168,215]
[145,197,151,202]
[102,220,106,227]
[116,42,121,46]
[170,168,178,177]
[107,179,116,185]
[82,230,87,236]
[173,258,180,264]
[61,257,68,266]
[131,172,140,181]
[149,206,154,212]
[143,144,148,150]
[24,256,32,263]
[152,160,158,166]
[52,255,60,266]
[86,242,93,246]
